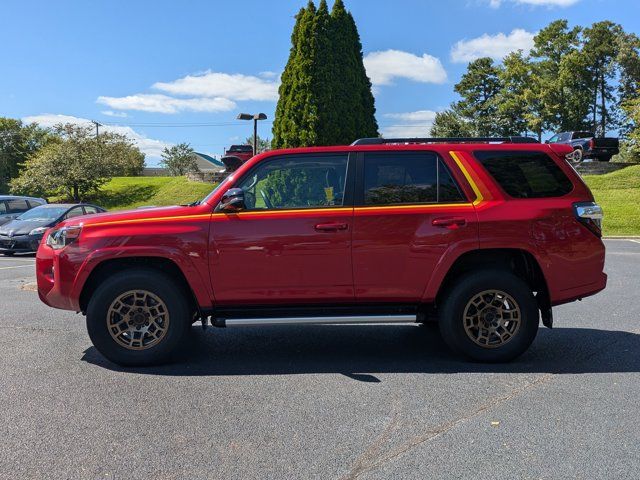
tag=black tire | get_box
[86,268,191,366]
[3,252,15,257]
[439,270,539,362]
[597,155,612,162]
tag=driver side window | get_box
[236,154,349,210]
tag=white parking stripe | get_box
[0,264,34,270]
[630,240,640,244]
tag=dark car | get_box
[0,195,47,226]
[546,131,619,162]
[0,203,105,255]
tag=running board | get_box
[217,314,417,327]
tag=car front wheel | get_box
[86,268,190,366]
[439,270,539,362]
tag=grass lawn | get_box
[584,164,640,236]
[89,176,216,211]
[90,167,639,236]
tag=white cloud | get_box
[451,29,535,63]
[380,110,438,138]
[489,0,579,7]
[363,50,447,86]
[152,71,280,101]
[22,113,170,161]
[101,110,128,118]
[97,94,236,114]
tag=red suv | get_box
[36,137,606,366]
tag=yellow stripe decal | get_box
[449,151,484,205]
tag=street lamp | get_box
[237,113,267,156]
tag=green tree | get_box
[245,135,271,154]
[272,0,378,148]
[453,57,504,136]
[0,118,49,191]
[529,20,588,134]
[621,92,640,161]
[582,21,625,134]
[160,143,199,176]
[10,123,143,201]
[430,108,475,137]
[497,51,532,136]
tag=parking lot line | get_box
[0,264,34,270]
[630,239,640,244]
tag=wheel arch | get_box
[79,257,200,316]
[435,248,550,314]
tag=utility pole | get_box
[91,120,102,138]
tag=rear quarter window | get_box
[474,150,573,198]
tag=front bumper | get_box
[0,234,42,253]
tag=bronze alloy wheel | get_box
[463,289,521,348]
[107,290,170,350]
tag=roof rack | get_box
[350,136,539,146]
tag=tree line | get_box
[1,119,145,201]
[431,20,640,156]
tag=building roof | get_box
[194,152,224,168]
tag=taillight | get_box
[589,139,594,149]
[573,202,603,237]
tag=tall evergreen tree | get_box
[582,21,624,134]
[272,0,378,148]
[453,57,504,136]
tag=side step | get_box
[214,314,417,327]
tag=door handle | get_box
[432,217,467,229]
[314,222,348,232]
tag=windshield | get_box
[17,206,68,221]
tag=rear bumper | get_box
[551,271,607,306]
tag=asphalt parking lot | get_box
[1,240,639,479]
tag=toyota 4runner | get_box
[36,137,607,366]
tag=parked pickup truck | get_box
[546,131,619,162]
[220,144,254,172]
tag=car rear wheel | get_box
[439,270,539,362]
[572,147,583,163]
[598,155,612,162]
[86,268,190,366]
[3,252,15,256]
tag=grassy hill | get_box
[90,176,216,211]
[584,164,640,236]
[94,167,639,236]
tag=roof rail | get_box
[350,136,539,146]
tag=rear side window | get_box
[28,200,44,208]
[474,150,573,198]
[0,202,6,214]
[363,152,464,205]
[6,199,29,213]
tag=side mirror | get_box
[218,188,246,212]
[544,140,550,144]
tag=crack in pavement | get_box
[339,326,640,480]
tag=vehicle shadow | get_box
[81,324,640,379]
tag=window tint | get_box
[363,152,464,205]
[6,199,29,213]
[0,202,6,214]
[573,131,593,140]
[28,200,44,208]
[83,206,99,214]
[237,154,348,210]
[474,150,573,198]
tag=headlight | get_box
[46,226,83,250]
[29,226,48,236]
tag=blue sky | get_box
[1,0,638,165]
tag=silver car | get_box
[0,196,47,226]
